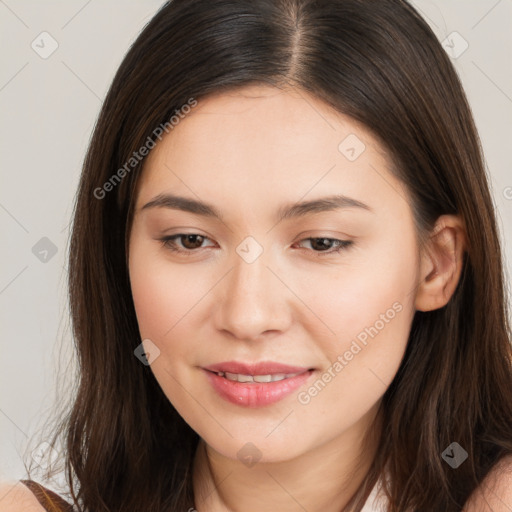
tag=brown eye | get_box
[295,237,353,255]
[180,234,206,249]
[309,238,336,251]
[158,233,216,254]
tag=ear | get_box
[414,215,466,312]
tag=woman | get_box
[2,0,512,510]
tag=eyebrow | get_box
[139,193,373,221]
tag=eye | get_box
[295,237,353,255]
[159,233,216,254]
[158,234,353,257]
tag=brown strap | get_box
[20,480,74,512]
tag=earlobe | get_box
[414,215,466,312]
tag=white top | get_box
[360,476,388,512]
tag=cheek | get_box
[290,279,415,451]
[129,243,211,343]
[294,233,417,350]
[128,242,211,409]
[292,228,418,404]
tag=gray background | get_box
[1,0,511,494]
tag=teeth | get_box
[217,371,301,383]
[254,374,272,383]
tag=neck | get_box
[192,403,382,512]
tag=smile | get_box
[202,363,315,407]
[214,371,303,383]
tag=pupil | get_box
[312,238,332,251]
[183,234,204,249]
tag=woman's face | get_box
[128,84,420,463]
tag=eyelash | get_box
[158,234,353,257]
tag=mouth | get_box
[202,361,315,407]
[209,370,306,383]
[203,360,313,375]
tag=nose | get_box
[213,249,293,341]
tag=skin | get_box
[127,84,466,512]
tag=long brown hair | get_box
[24,0,512,510]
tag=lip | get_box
[202,360,314,408]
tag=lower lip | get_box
[203,369,314,408]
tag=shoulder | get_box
[463,455,512,512]
[0,481,45,511]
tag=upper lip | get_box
[203,361,312,375]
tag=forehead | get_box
[135,84,408,216]
[147,84,382,159]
